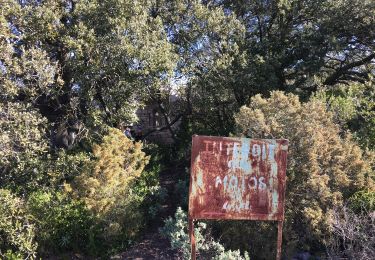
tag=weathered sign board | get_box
[188,135,288,260]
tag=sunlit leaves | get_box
[234,91,374,254]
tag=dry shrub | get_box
[328,206,374,260]
[67,128,149,241]
[233,91,374,255]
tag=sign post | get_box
[188,135,288,260]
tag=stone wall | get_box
[135,102,180,145]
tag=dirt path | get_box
[116,232,180,260]
[118,166,185,260]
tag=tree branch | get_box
[324,53,375,85]
[142,113,183,140]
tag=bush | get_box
[133,143,163,198]
[160,207,250,260]
[0,189,37,259]
[174,178,190,210]
[233,91,374,257]
[67,128,149,245]
[349,190,375,213]
[135,159,168,224]
[327,206,374,260]
[0,102,48,194]
[314,82,375,150]
[45,150,92,189]
[27,191,95,254]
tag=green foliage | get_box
[0,189,37,259]
[210,220,279,260]
[131,143,169,223]
[174,178,190,210]
[314,89,357,124]
[174,0,375,136]
[46,150,92,189]
[0,101,94,196]
[0,2,61,102]
[159,0,246,136]
[160,207,250,260]
[0,102,48,193]
[348,190,375,213]
[27,191,95,254]
[233,91,374,257]
[1,0,375,257]
[2,250,24,260]
[17,0,176,126]
[134,143,163,197]
[313,82,375,149]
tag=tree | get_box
[170,0,375,136]
[1,0,177,131]
[1,0,374,256]
[216,0,375,94]
[232,91,374,257]
[0,102,48,193]
[153,0,246,135]
[0,189,37,259]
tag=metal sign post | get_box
[189,218,196,260]
[188,135,288,260]
[276,220,284,260]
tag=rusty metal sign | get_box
[188,135,288,260]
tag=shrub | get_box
[348,190,375,213]
[27,191,95,254]
[45,150,92,189]
[133,143,163,198]
[67,128,149,244]
[0,189,37,259]
[160,207,250,260]
[174,178,189,210]
[313,82,375,150]
[0,102,48,194]
[233,91,374,257]
[327,206,374,260]
[133,150,168,224]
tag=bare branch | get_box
[324,53,375,85]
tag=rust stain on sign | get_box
[188,135,288,221]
